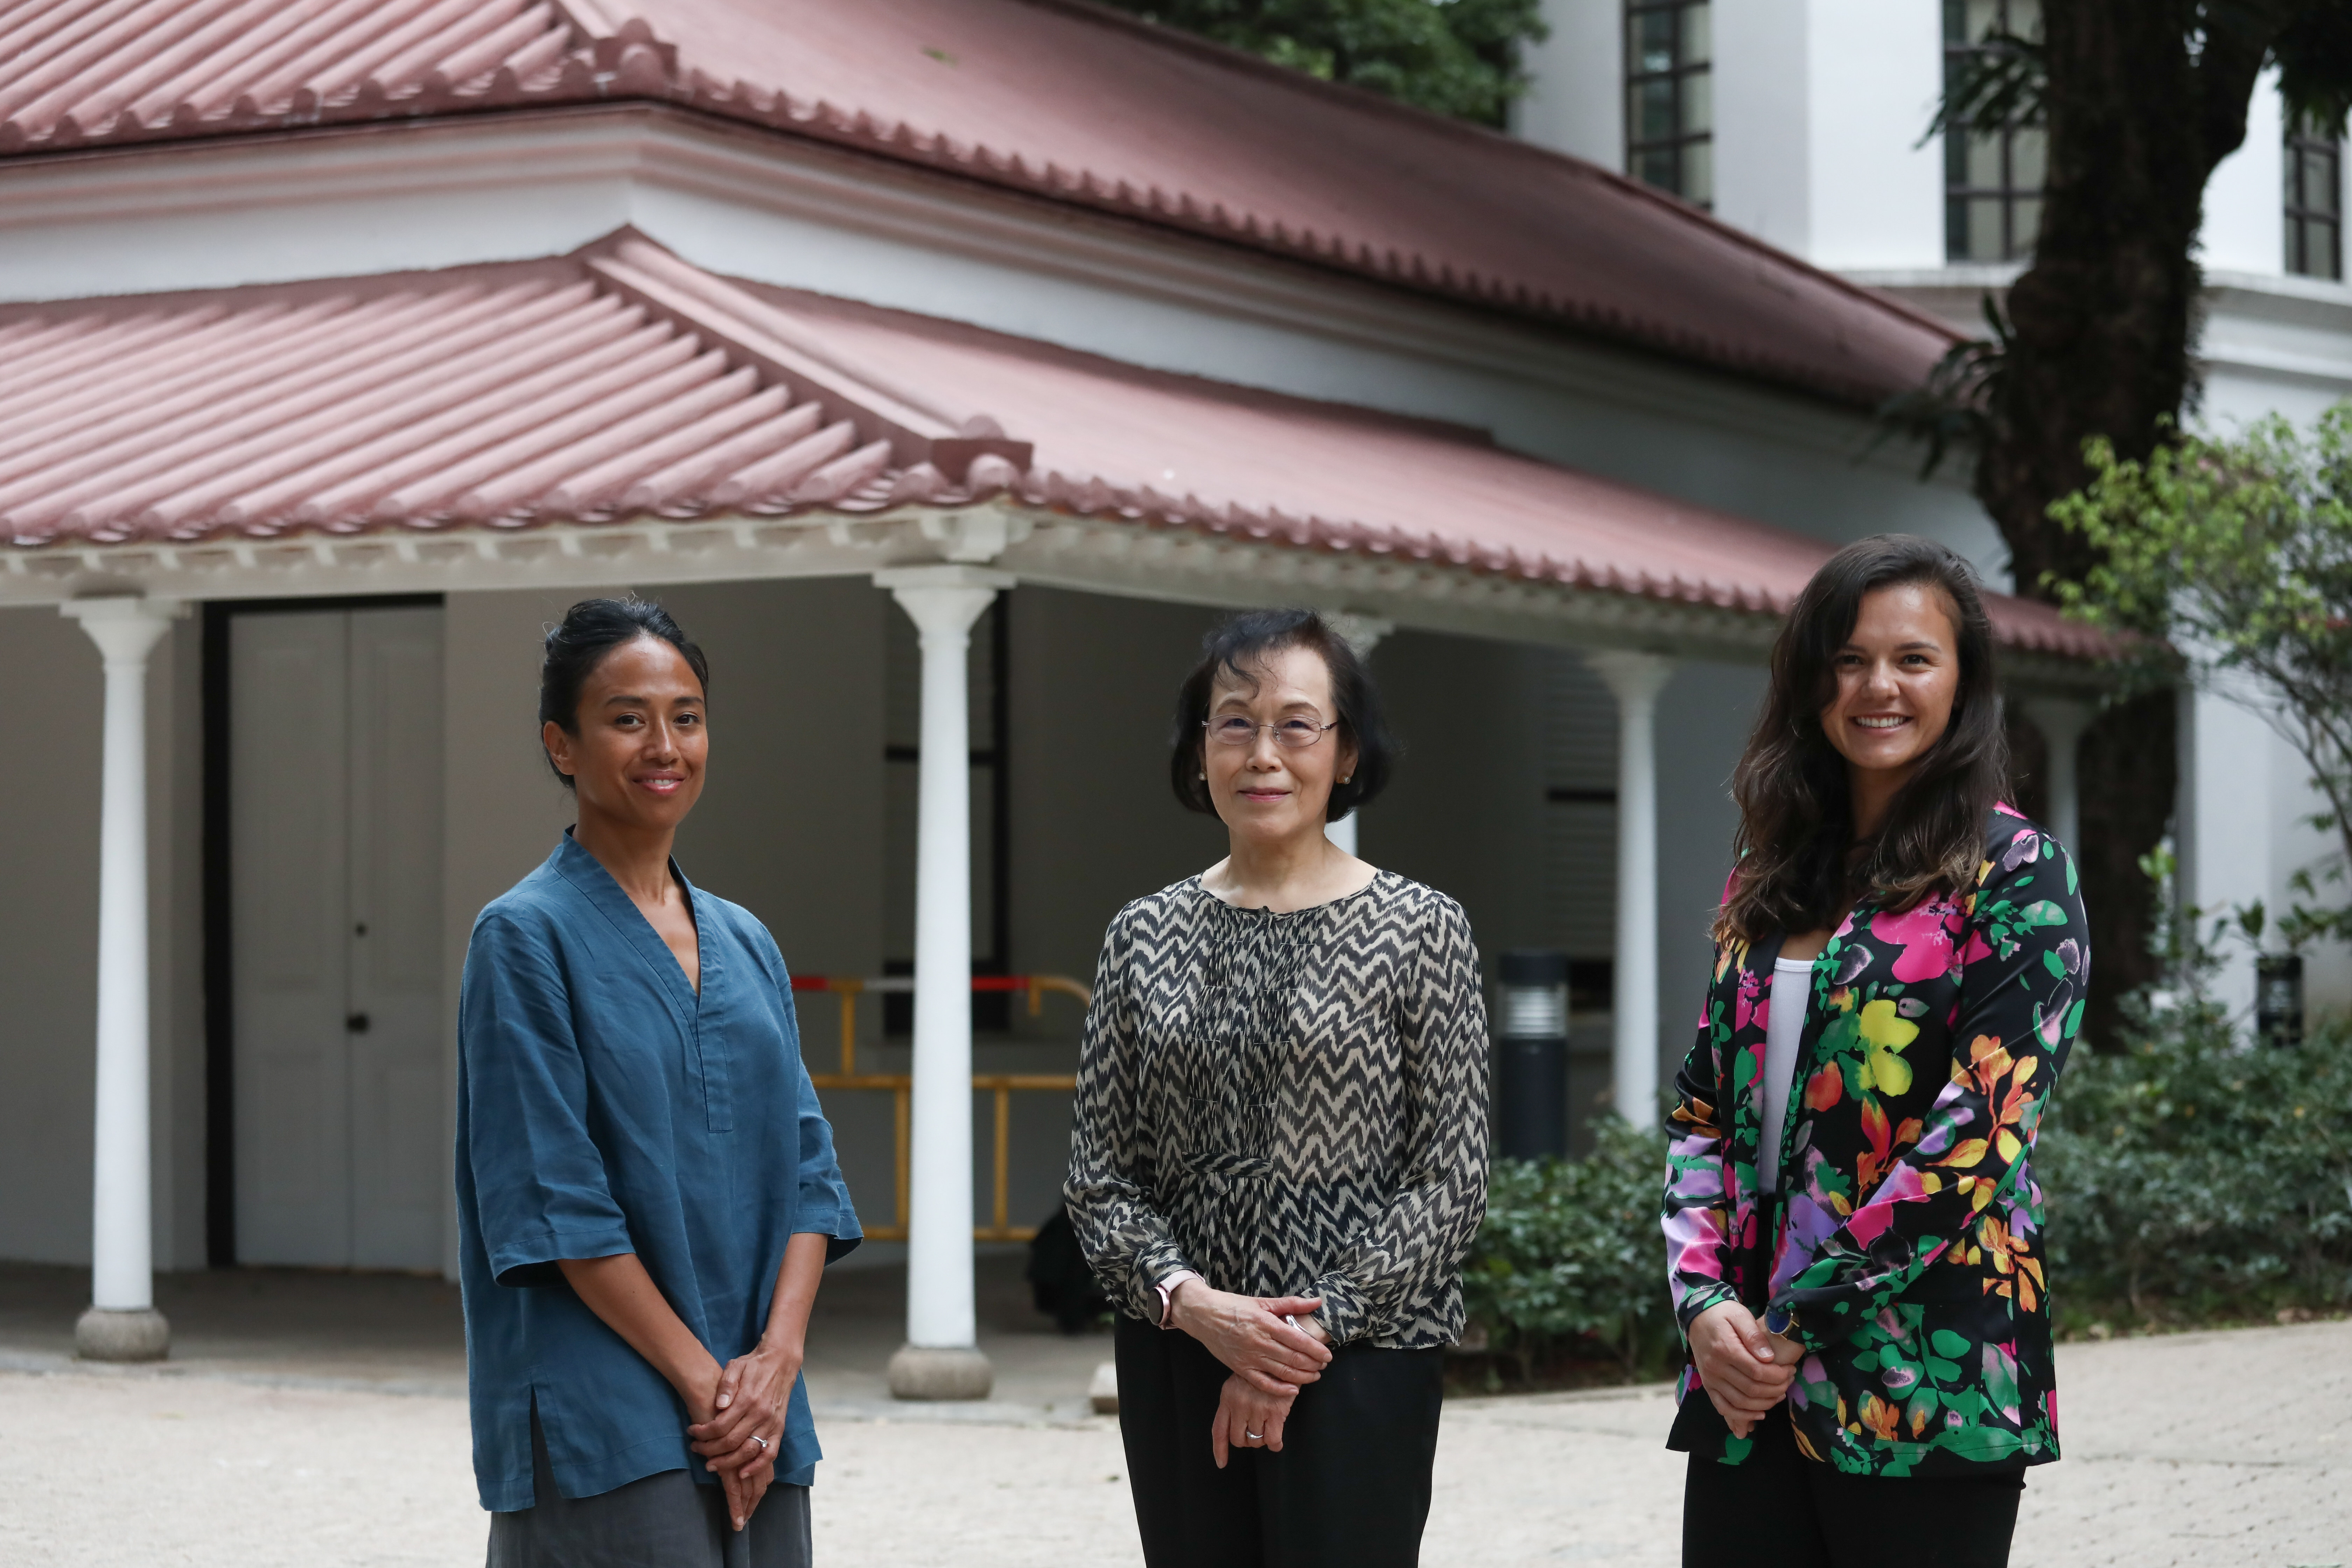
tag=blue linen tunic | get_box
[456,833,860,1511]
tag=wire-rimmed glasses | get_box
[1203,715,1338,749]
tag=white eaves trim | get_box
[0,503,2105,691]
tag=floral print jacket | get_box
[1660,806,2089,1477]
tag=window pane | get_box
[1635,78,1678,142]
[2323,221,2343,282]
[2008,0,2043,40]
[1958,0,2003,45]
[1964,129,2005,189]
[1681,70,1712,136]
[1965,196,2005,261]
[1682,139,1714,206]
[2306,148,2340,216]
[1681,2,1711,67]
[2011,126,2048,191]
[1948,197,1973,260]
[2287,215,2307,276]
[1634,10,1676,74]
[1636,146,1680,191]
[2011,195,2044,257]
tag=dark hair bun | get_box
[538,596,708,791]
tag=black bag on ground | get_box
[1025,1207,1111,1334]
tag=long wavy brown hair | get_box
[1715,534,2011,946]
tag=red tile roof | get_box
[0,233,2097,659]
[0,0,1956,409]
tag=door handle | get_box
[346,1013,370,1034]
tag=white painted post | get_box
[2022,698,2091,855]
[62,597,177,1362]
[876,566,1011,1401]
[1323,614,1393,857]
[1590,651,1674,1125]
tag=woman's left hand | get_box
[689,1340,800,1497]
[1211,1374,1298,1468]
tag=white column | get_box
[1322,614,1393,858]
[876,566,1010,1400]
[61,596,177,1362]
[2021,698,2091,855]
[1590,651,1675,1125]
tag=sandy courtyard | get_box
[1,1315,2345,1567]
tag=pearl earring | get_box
[1340,774,1352,783]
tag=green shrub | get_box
[1462,1117,1676,1384]
[2040,999,2352,1323]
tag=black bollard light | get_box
[2256,954,2304,1048]
[1494,950,1570,1161]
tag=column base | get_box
[887,1344,993,1401]
[75,1306,169,1363]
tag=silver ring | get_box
[751,1435,769,1451]
[1245,1430,1262,1441]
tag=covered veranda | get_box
[0,229,2106,1390]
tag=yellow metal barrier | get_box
[796,973,1088,1243]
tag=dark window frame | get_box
[1624,0,1712,208]
[2286,117,2344,281]
[1942,0,2044,264]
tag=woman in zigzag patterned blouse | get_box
[1661,536,2090,1568]
[1065,609,1491,1568]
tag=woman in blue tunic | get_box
[457,596,860,1568]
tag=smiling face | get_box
[541,635,707,833]
[1819,581,1962,782]
[1203,643,1359,849]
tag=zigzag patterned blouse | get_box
[1064,871,1491,1349]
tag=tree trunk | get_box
[1977,0,2265,1048]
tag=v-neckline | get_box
[555,831,707,1019]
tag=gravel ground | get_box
[0,1317,2343,1567]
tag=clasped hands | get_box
[1688,1301,1805,1438]
[1167,1278,1333,1468]
[685,1338,801,1532]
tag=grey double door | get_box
[231,605,444,1270]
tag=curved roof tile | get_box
[0,0,1957,408]
[0,232,2099,659]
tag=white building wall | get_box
[1515,0,1624,168]
[1800,0,1946,270]
[1712,0,1812,256]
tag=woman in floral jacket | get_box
[1660,535,2089,1568]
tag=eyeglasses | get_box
[1203,715,1338,749]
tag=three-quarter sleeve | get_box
[792,1047,862,1263]
[1769,828,2090,1345]
[1308,896,1491,1346]
[1064,905,1196,1321]
[458,910,635,1287]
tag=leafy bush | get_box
[1461,1116,1675,1384]
[2039,997,2352,1323]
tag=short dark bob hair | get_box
[1717,534,2009,944]
[1169,609,1398,823]
[538,595,709,791]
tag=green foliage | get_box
[1462,1117,1675,1383]
[2050,404,2352,941]
[2039,995,2352,1322]
[1095,0,1546,125]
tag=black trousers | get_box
[1115,1313,1444,1568]
[1682,1403,2024,1568]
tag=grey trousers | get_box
[486,1410,812,1568]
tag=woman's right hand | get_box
[1688,1301,1795,1438]
[1168,1280,1333,1395]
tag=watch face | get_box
[1764,1309,1791,1335]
